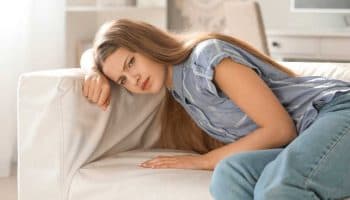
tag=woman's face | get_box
[102,47,167,94]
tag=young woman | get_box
[82,19,350,200]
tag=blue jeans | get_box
[210,92,350,200]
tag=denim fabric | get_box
[170,39,350,143]
[210,92,350,200]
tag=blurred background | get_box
[1,0,350,198]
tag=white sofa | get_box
[17,62,350,200]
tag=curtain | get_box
[0,0,65,177]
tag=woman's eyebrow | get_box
[116,55,129,83]
[122,55,129,71]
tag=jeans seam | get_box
[311,192,320,200]
[304,123,350,189]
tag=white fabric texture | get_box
[18,62,350,200]
[17,68,166,200]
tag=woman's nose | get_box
[126,73,141,86]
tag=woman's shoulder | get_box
[185,38,236,79]
[180,39,231,98]
[192,38,229,58]
[191,38,241,67]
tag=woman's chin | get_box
[149,85,164,94]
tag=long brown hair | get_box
[93,18,296,154]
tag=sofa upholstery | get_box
[17,62,350,200]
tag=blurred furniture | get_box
[223,1,269,55]
[65,0,167,66]
[267,29,350,62]
[171,0,269,55]
[17,61,350,200]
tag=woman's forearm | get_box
[202,127,296,170]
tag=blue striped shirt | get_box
[169,39,350,143]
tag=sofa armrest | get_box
[17,68,165,200]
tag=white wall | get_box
[0,0,65,176]
[257,0,349,30]
[65,0,167,67]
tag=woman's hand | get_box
[139,154,213,170]
[82,70,111,111]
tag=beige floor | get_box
[0,175,17,200]
[0,165,17,200]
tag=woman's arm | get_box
[140,58,297,170]
[80,48,111,110]
[202,58,297,170]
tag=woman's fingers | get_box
[142,156,174,165]
[101,94,111,110]
[87,78,96,101]
[98,86,110,107]
[82,72,111,111]
[92,84,102,103]
[140,157,179,169]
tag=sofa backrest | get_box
[281,61,350,82]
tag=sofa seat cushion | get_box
[69,149,213,200]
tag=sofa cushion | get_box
[69,149,212,200]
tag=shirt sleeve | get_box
[190,38,262,97]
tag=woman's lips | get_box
[142,77,150,90]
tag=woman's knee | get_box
[210,150,281,199]
[210,157,237,199]
[209,153,259,200]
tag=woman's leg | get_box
[254,94,350,200]
[209,148,282,200]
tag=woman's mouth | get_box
[141,77,150,90]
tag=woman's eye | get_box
[128,57,135,68]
